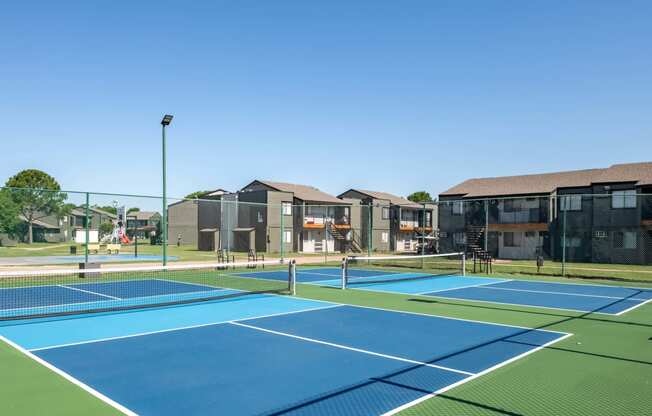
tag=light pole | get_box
[161,114,173,265]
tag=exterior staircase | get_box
[465,225,493,272]
[326,222,362,253]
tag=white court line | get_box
[0,335,137,416]
[230,321,475,377]
[415,279,512,295]
[381,332,574,416]
[344,284,621,316]
[470,275,652,292]
[58,285,122,301]
[614,297,652,316]
[475,284,650,301]
[289,297,568,336]
[28,304,344,352]
[418,291,623,316]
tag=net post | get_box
[461,252,466,276]
[341,257,347,289]
[560,196,568,277]
[289,259,296,296]
[84,192,90,265]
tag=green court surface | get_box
[1,272,650,415]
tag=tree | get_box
[0,189,20,237]
[407,191,434,203]
[127,207,140,214]
[5,169,68,244]
[93,205,118,215]
[99,221,115,238]
[185,190,210,199]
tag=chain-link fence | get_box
[2,186,649,283]
[438,193,652,283]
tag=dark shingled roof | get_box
[440,162,652,198]
[346,189,422,208]
[255,180,346,204]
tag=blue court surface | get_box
[0,278,239,319]
[0,295,569,416]
[238,267,652,315]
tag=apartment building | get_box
[239,180,354,254]
[338,189,437,253]
[439,162,652,264]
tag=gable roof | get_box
[345,189,422,208]
[245,180,346,204]
[130,211,160,221]
[440,162,652,199]
[71,206,117,218]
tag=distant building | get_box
[338,189,436,253]
[167,189,228,248]
[439,162,652,264]
[127,211,162,239]
[238,180,353,254]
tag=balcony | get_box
[399,220,418,231]
[304,215,351,229]
[495,208,547,224]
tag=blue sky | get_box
[1,1,650,203]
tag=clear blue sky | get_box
[1,1,650,203]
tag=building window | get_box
[282,202,292,215]
[283,230,292,243]
[612,190,636,209]
[525,231,536,238]
[504,199,521,213]
[452,201,463,216]
[453,232,466,245]
[560,195,582,211]
[425,212,431,225]
[613,231,637,249]
[504,232,522,247]
[381,232,388,243]
[562,236,582,248]
[381,207,390,220]
[257,212,263,223]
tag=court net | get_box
[342,252,465,288]
[0,259,293,320]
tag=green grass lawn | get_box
[2,242,651,285]
[0,267,650,415]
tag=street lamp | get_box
[161,114,173,265]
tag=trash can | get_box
[69,245,77,255]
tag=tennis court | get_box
[236,253,652,316]
[0,293,568,415]
[0,261,292,320]
[300,253,652,316]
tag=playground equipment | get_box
[100,221,131,245]
[100,206,131,246]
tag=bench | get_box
[107,244,121,254]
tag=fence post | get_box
[562,197,567,277]
[84,192,90,264]
[280,203,285,262]
[484,199,489,252]
[367,204,372,258]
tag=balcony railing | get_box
[303,215,351,228]
[495,208,547,224]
